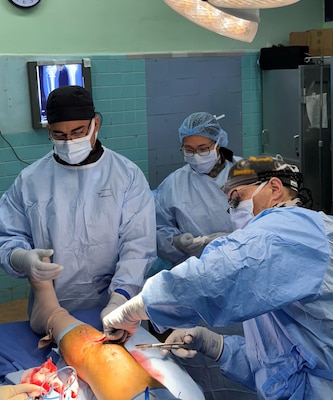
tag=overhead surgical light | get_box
[163,0,259,43]
[207,0,299,8]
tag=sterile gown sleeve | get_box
[142,207,333,397]
[219,335,257,391]
[0,149,157,312]
[145,207,329,329]
[155,162,234,265]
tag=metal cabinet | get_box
[261,63,332,213]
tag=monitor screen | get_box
[27,59,92,129]
[325,0,333,22]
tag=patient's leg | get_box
[30,280,82,346]
[29,280,60,334]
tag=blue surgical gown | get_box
[155,158,240,264]
[142,207,333,399]
[0,148,156,312]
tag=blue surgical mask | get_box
[184,143,219,174]
[53,119,97,165]
[229,182,267,230]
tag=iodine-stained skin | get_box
[130,349,165,383]
[28,279,173,400]
[59,323,165,400]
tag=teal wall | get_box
[0,0,324,54]
[0,0,327,303]
[0,55,150,194]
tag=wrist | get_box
[199,327,224,360]
[109,291,128,306]
[207,332,224,361]
[125,293,148,321]
[10,248,27,273]
[114,288,130,300]
[213,334,224,361]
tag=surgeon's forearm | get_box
[156,229,187,264]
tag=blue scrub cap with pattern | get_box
[178,112,228,147]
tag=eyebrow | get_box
[183,141,214,148]
[51,124,87,134]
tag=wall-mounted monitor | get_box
[27,58,92,129]
[325,0,333,22]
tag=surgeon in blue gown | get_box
[154,112,241,267]
[152,112,250,399]
[0,86,156,328]
[103,156,333,400]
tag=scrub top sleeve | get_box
[0,177,33,275]
[155,183,188,264]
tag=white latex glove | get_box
[173,233,206,256]
[162,326,224,361]
[10,248,63,281]
[100,292,128,320]
[100,292,128,340]
[0,384,41,400]
[102,293,148,342]
[202,232,228,244]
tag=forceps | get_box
[135,342,188,350]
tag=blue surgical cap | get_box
[178,112,228,147]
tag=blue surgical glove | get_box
[163,326,224,361]
[10,248,63,281]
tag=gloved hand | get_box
[163,326,223,361]
[10,248,64,281]
[100,292,128,320]
[100,292,128,340]
[102,293,148,343]
[0,384,41,400]
[203,232,227,244]
[173,233,206,257]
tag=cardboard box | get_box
[307,29,333,56]
[289,31,308,47]
[289,29,333,56]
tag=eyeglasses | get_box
[227,181,262,209]
[180,140,216,157]
[49,119,93,141]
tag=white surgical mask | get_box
[52,119,97,165]
[184,143,219,174]
[229,181,267,230]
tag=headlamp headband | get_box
[222,157,303,194]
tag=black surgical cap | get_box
[46,85,95,124]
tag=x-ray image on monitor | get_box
[27,59,92,129]
[38,64,83,124]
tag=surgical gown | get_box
[155,156,240,265]
[142,207,333,399]
[0,148,156,312]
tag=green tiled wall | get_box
[0,51,263,303]
[0,269,30,303]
